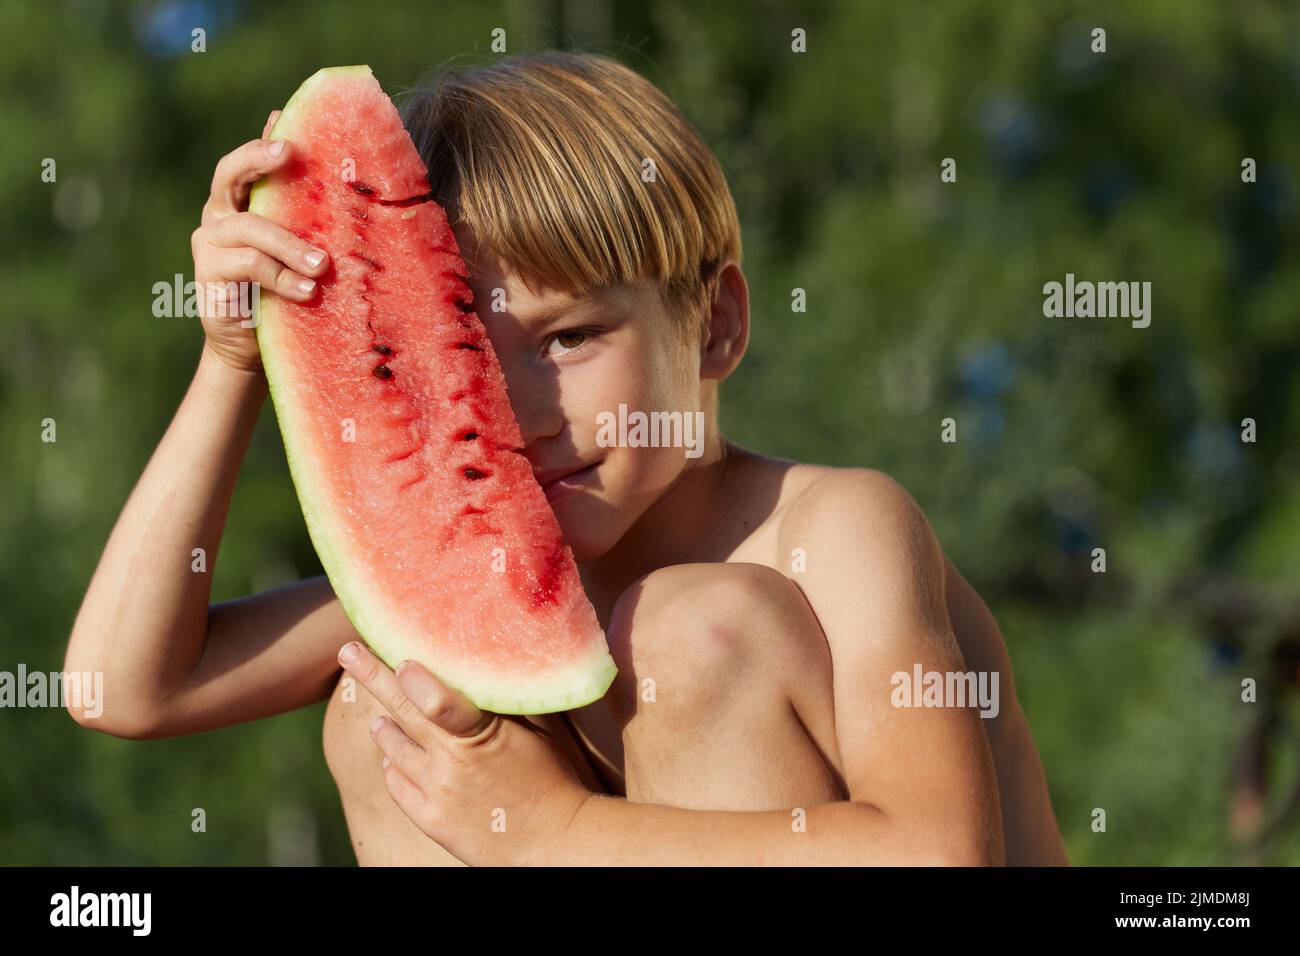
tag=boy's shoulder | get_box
[761,461,958,669]
[767,462,937,562]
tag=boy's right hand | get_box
[192,109,330,373]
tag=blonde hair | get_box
[399,52,741,334]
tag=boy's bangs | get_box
[399,53,741,321]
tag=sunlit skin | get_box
[66,117,1068,867]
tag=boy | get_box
[66,52,1068,866]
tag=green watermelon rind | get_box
[249,66,618,716]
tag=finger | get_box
[191,270,252,322]
[382,760,440,841]
[208,212,329,277]
[338,642,436,747]
[204,245,318,303]
[370,715,429,784]
[209,138,294,217]
[262,109,282,139]
[395,659,493,738]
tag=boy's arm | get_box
[943,558,1070,865]
[64,348,351,739]
[791,469,1005,862]
[555,469,1005,865]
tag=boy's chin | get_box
[558,524,614,564]
[552,504,618,564]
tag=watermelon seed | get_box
[372,344,393,356]
[373,365,393,380]
[456,342,483,352]
[463,467,489,480]
[349,181,376,195]
[461,431,478,441]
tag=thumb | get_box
[395,659,495,738]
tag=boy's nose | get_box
[495,354,566,446]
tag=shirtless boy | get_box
[66,52,1068,866]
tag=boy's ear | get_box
[699,262,750,381]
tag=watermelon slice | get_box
[249,66,616,715]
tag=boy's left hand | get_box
[337,641,592,866]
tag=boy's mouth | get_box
[535,460,602,502]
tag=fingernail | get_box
[370,716,385,734]
[396,660,410,677]
[304,249,325,269]
[339,641,361,664]
[268,140,284,157]
[381,757,390,770]
[297,278,316,296]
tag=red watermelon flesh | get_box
[250,66,616,714]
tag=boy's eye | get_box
[546,329,592,356]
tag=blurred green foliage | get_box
[2,0,1298,865]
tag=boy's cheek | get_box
[604,444,692,512]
